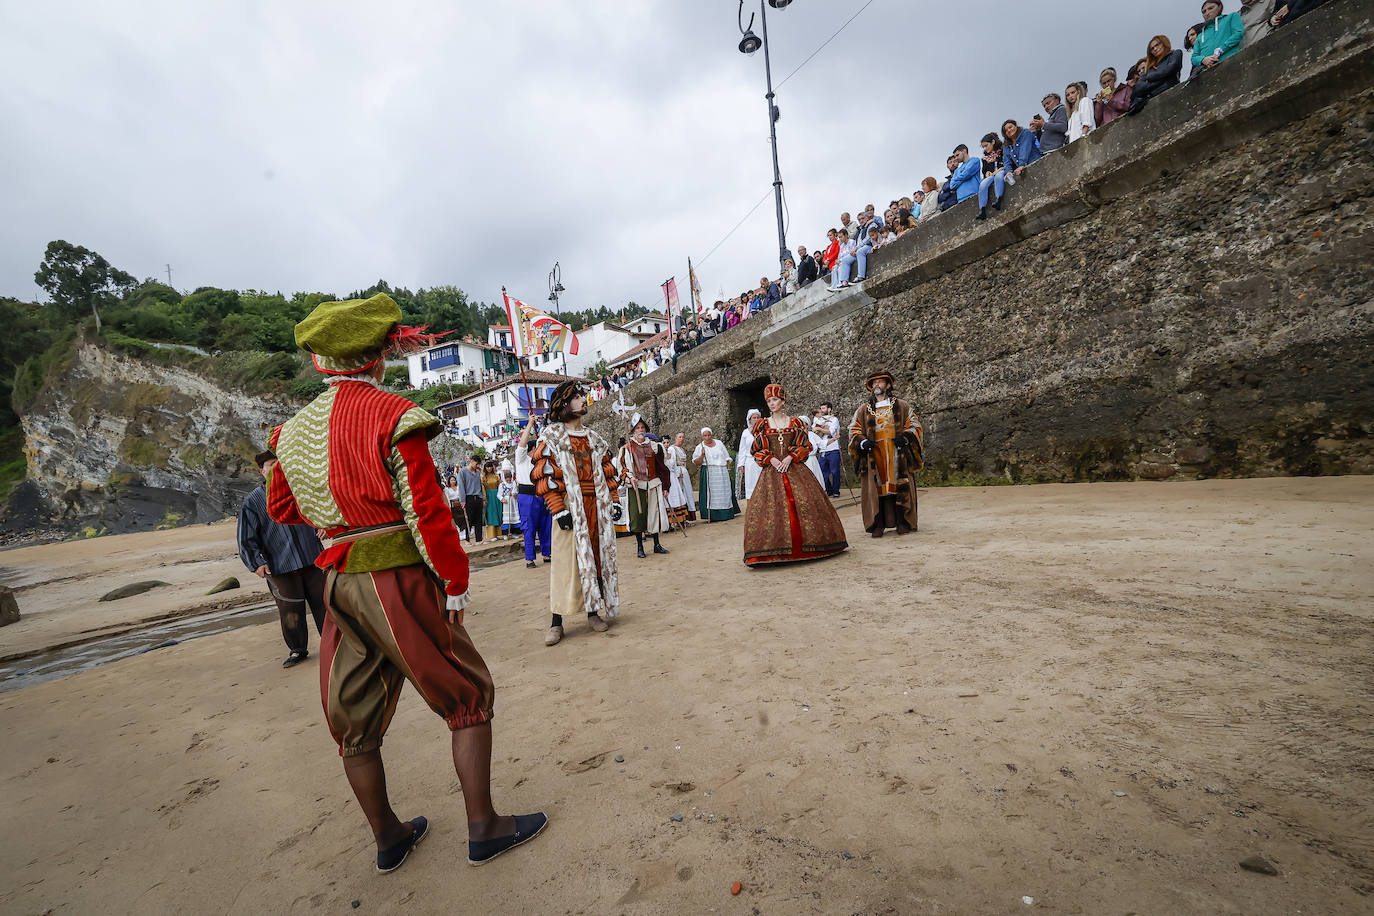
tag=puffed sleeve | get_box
[750,418,774,467]
[386,431,470,598]
[787,418,812,463]
[265,424,311,526]
[530,440,567,516]
[601,446,620,502]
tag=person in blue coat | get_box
[1193,0,1245,73]
[948,144,982,204]
[974,119,1043,219]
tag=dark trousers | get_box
[464,496,484,542]
[819,450,842,496]
[266,565,328,654]
[518,492,552,561]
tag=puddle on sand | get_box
[0,602,280,695]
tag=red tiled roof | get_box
[608,330,670,367]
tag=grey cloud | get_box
[2,0,1209,312]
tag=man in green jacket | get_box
[1193,1,1245,73]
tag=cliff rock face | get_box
[17,341,297,533]
[588,3,1374,484]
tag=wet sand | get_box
[1,477,1371,914]
[0,522,520,660]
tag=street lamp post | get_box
[547,261,566,377]
[738,0,792,277]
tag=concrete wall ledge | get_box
[862,0,1373,300]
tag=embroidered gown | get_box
[742,417,848,566]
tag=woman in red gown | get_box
[742,384,849,566]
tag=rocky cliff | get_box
[588,1,1374,484]
[12,339,298,535]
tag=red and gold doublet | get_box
[266,379,490,757]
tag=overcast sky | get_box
[2,0,1208,312]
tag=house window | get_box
[420,356,427,371]
[489,395,496,408]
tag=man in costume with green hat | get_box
[267,293,546,873]
[848,370,923,537]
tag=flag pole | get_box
[502,286,535,424]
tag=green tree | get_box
[175,287,242,348]
[33,240,136,329]
[416,285,474,338]
[215,313,259,350]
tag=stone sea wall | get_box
[589,1,1374,484]
[14,340,296,534]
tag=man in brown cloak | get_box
[848,371,923,537]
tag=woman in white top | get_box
[693,427,739,522]
[442,474,467,540]
[1066,81,1095,141]
[918,176,941,222]
[804,423,826,483]
[736,409,763,504]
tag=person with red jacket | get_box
[268,293,546,874]
[820,228,841,284]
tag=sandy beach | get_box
[1,476,1371,915]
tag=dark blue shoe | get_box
[467,812,548,866]
[376,816,428,874]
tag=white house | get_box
[406,336,518,389]
[622,313,670,337]
[434,369,580,440]
[482,317,660,379]
[556,320,654,378]
[487,324,514,350]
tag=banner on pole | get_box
[688,259,703,316]
[661,277,680,327]
[502,289,580,357]
[500,289,529,359]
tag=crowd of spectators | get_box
[587,355,673,401]
[582,0,1329,393]
[671,0,1328,349]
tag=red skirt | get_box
[742,465,847,565]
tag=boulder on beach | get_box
[99,581,171,602]
[0,585,18,626]
[206,577,240,595]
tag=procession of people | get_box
[253,291,929,878]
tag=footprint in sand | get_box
[562,752,609,774]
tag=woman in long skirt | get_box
[482,460,503,540]
[663,434,690,528]
[693,427,739,522]
[736,408,763,508]
[743,384,848,566]
[498,466,520,538]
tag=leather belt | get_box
[319,521,409,549]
